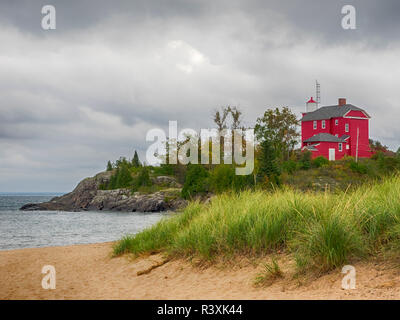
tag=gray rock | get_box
[151,175,182,188]
[20,171,187,213]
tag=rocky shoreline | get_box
[20,172,187,212]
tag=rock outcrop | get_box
[20,171,187,212]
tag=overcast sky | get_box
[1,0,399,192]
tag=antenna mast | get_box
[316,80,321,108]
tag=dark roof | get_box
[301,104,370,121]
[341,134,350,140]
[302,144,318,151]
[303,133,344,143]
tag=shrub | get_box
[299,151,312,170]
[181,164,209,199]
[137,166,151,186]
[349,161,368,174]
[152,164,175,176]
[378,156,400,173]
[282,160,297,174]
[209,165,253,194]
[312,156,329,168]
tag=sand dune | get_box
[1,242,400,300]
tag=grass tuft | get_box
[254,258,283,286]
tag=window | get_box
[322,120,326,129]
[335,119,339,126]
[346,145,350,150]
[313,121,317,130]
[339,143,343,152]
[345,123,349,132]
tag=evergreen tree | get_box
[116,164,133,188]
[257,139,281,186]
[108,168,118,189]
[132,150,141,167]
[299,151,312,170]
[106,160,113,171]
[137,166,151,187]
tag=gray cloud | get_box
[0,0,399,191]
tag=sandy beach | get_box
[1,242,400,300]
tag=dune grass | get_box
[254,257,284,287]
[114,175,400,273]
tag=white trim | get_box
[344,116,370,120]
[313,120,317,129]
[301,143,320,151]
[345,123,349,132]
[339,143,343,152]
[343,110,370,119]
[322,120,326,129]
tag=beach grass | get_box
[114,175,400,273]
[253,257,284,286]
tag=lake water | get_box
[0,193,166,251]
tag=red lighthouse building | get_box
[301,98,371,161]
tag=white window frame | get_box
[339,143,343,152]
[345,123,349,132]
[313,121,317,130]
[335,119,339,126]
[322,120,326,129]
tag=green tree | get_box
[108,170,117,189]
[136,166,151,187]
[132,150,141,167]
[115,156,130,169]
[255,107,299,161]
[299,151,312,170]
[257,139,281,186]
[209,164,253,193]
[115,164,133,188]
[106,160,113,171]
[181,164,209,199]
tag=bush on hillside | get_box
[299,151,312,170]
[281,160,297,174]
[312,156,329,168]
[349,161,368,174]
[181,164,209,199]
[209,165,254,194]
[131,166,152,192]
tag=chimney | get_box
[338,98,346,106]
